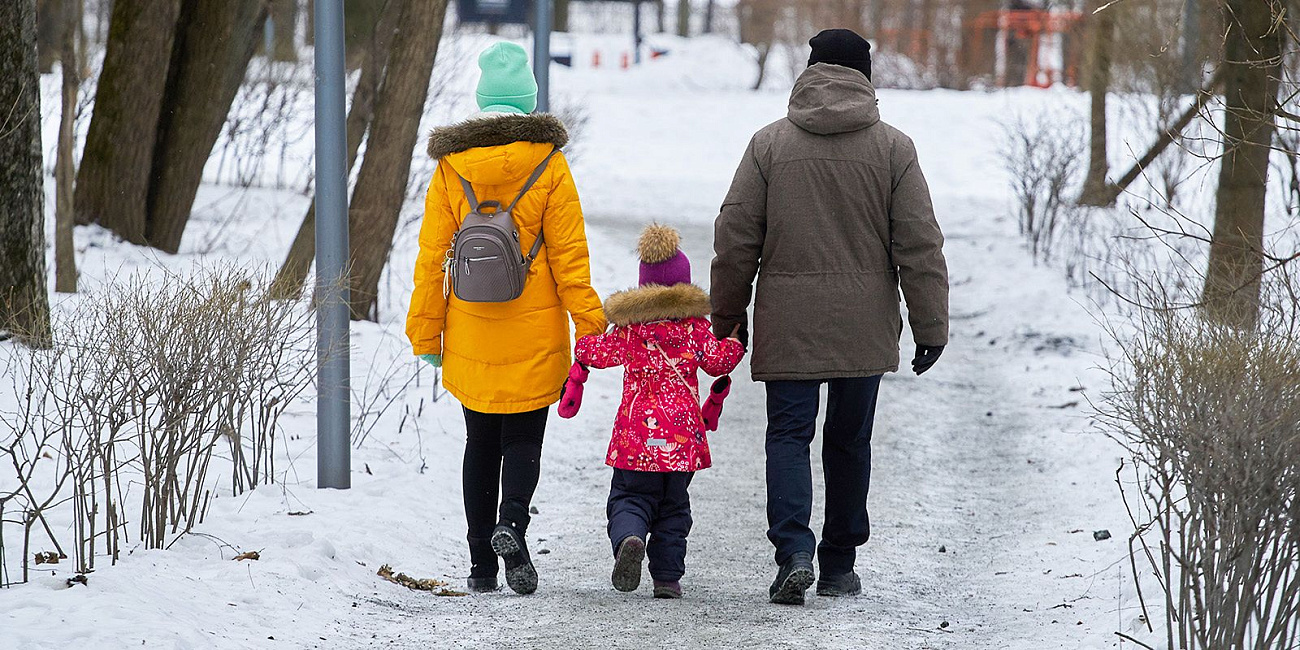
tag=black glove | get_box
[717,319,748,351]
[912,345,944,375]
[731,324,749,351]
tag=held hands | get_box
[911,345,944,376]
[419,354,442,368]
[717,322,749,351]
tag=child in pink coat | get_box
[572,224,744,599]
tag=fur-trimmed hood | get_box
[603,284,712,327]
[427,113,568,159]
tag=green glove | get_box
[419,354,442,368]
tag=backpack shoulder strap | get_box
[512,147,560,264]
[507,147,560,213]
[454,169,480,212]
[444,156,481,213]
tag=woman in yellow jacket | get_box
[406,43,605,595]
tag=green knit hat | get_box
[476,42,538,114]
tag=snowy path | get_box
[342,202,1128,650]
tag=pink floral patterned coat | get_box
[575,284,745,472]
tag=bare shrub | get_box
[0,267,314,584]
[212,58,313,191]
[1097,262,1300,649]
[1000,111,1087,264]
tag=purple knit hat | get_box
[637,224,691,287]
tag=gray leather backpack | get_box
[445,148,558,303]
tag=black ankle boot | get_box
[466,536,498,593]
[769,551,815,605]
[816,570,861,597]
[466,574,498,593]
[491,523,538,595]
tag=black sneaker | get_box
[816,571,861,597]
[611,535,646,592]
[490,524,538,595]
[466,575,498,593]
[769,551,815,605]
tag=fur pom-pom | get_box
[638,224,681,264]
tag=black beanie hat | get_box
[808,28,873,81]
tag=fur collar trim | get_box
[603,284,711,327]
[427,113,568,159]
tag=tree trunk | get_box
[305,0,314,45]
[55,0,80,294]
[271,0,297,62]
[917,0,936,70]
[1099,67,1225,206]
[703,0,714,33]
[344,0,384,70]
[1079,4,1115,206]
[1202,0,1284,328]
[271,0,402,300]
[347,0,449,321]
[752,43,771,90]
[1181,0,1201,93]
[870,0,887,43]
[555,0,570,32]
[676,0,690,37]
[0,0,52,345]
[656,1,667,33]
[74,0,181,244]
[145,0,266,253]
[37,0,63,73]
[93,0,108,44]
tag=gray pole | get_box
[633,1,643,65]
[314,0,351,490]
[534,0,551,113]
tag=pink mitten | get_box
[557,362,590,419]
[701,376,732,432]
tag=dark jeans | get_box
[607,469,694,582]
[765,375,882,576]
[462,406,548,578]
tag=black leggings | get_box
[462,406,548,577]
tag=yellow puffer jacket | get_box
[407,113,606,414]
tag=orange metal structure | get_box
[968,9,1085,88]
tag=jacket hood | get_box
[427,113,568,185]
[787,63,880,135]
[604,284,711,327]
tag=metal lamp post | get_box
[533,0,552,112]
[314,0,351,490]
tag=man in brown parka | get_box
[710,28,949,605]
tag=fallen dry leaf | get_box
[233,551,261,561]
[377,564,466,597]
[34,551,62,565]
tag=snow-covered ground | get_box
[5,29,1275,650]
